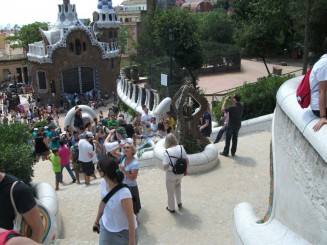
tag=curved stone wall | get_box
[233,76,327,244]
[153,139,219,174]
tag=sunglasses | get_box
[123,146,131,149]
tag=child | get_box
[49,148,62,191]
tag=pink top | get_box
[58,145,71,166]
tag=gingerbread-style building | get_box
[27,0,120,106]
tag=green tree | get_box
[152,9,203,87]
[0,124,34,185]
[5,22,48,50]
[196,10,234,44]
[233,0,293,75]
[118,26,133,56]
[130,11,165,76]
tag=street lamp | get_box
[168,28,174,97]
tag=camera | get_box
[92,226,99,234]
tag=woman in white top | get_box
[162,133,189,213]
[110,142,141,218]
[94,156,138,245]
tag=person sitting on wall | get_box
[311,37,327,131]
[0,172,44,243]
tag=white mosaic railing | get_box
[233,76,327,244]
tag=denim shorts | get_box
[55,172,62,182]
[99,220,138,245]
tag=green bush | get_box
[213,74,294,120]
[0,123,34,185]
[32,120,49,129]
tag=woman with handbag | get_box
[93,156,138,245]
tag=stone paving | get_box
[32,131,271,244]
[30,58,300,244]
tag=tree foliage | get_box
[130,11,164,76]
[213,75,294,121]
[0,124,34,185]
[5,22,48,50]
[152,8,203,86]
[196,10,234,44]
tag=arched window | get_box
[102,14,106,21]
[75,39,81,55]
[83,42,86,52]
[109,14,112,21]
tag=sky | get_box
[0,0,123,28]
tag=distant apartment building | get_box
[0,30,28,84]
[115,0,147,55]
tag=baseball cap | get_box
[116,126,127,138]
[73,130,79,134]
[86,132,94,138]
[34,128,38,131]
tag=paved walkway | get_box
[32,131,271,244]
[198,59,302,94]
[30,58,297,244]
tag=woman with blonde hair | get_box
[110,142,142,219]
[162,133,189,213]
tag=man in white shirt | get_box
[310,37,327,131]
[78,132,95,185]
[141,105,153,136]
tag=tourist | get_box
[311,37,327,131]
[199,110,212,137]
[110,142,141,218]
[157,122,166,136]
[141,105,153,135]
[108,114,118,130]
[34,132,48,162]
[70,137,81,184]
[219,94,244,157]
[149,117,158,136]
[0,228,41,245]
[49,148,63,190]
[162,133,189,213]
[163,118,173,134]
[117,117,137,146]
[0,172,44,243]
[132,113,142,135]
[78,132,95,185]
[58,141,76,183]
[90,117,99,136]
[93,156,138,245]
[104,127,133,153]
[214,112,229,144]
[73,106,83,130]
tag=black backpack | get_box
[165,146,187,175]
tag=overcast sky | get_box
[0,0,123,28]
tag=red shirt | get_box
[58,145,71,166]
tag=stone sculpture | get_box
[172,82,210,153]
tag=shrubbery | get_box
[213,74,294,121]
[0,123,34,185]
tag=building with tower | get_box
[27,0,120,107]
